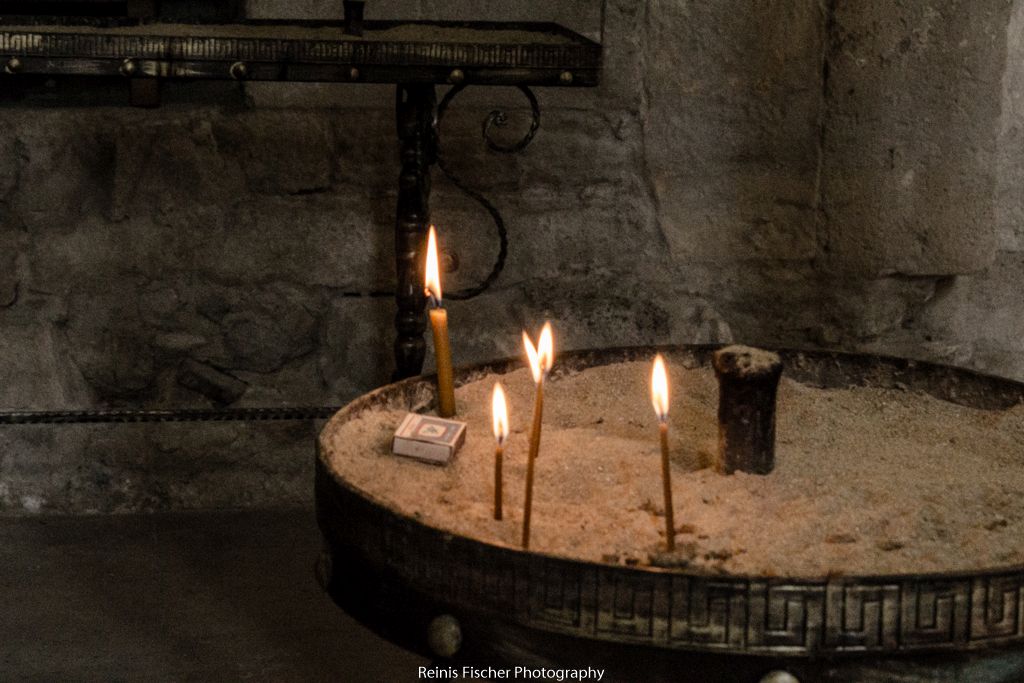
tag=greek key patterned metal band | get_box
[320,463,1024,656]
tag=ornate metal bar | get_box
[0,20,601,86]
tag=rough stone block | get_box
[208,288,319,375]
[211,114,334,195]
[643,0,823,265]
[0,311,92,410]
[643,0,824,176]
[821,0,1012,276]
[109,114,249,220]
[7,115,112,233]
[892,254,1024,380]
[653,171,817,264]
[177,359,249,405]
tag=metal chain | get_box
[0,405,341,425]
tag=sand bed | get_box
[320,360,1024,577]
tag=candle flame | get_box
[523,322,555,384]
[651,354,669,422]
[492,382,509,446]
[424,225,442,305]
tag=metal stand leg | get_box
[393,83,437,380]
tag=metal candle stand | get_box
[4,8,1024,682]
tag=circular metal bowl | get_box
[316,346,1024,682]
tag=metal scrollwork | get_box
[434,84,541,301]
[477,86,541,153]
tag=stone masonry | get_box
[0,0,1022,513]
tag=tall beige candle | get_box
[429,307,455,417]
[424,226,456,417]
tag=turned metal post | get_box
[393,83,437,380]
[713,345,783,475]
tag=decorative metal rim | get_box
[317,345,1024,656]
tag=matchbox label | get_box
[393,413,467,465]
[403,416,460,443]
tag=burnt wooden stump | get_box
[713,345,783,475]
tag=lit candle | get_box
[492,382,509,521]
[521,322,554,549]
[424,226,456,417]
[651,354,676,551]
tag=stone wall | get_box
[0,0,1022,513]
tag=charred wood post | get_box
[713,345,783,475]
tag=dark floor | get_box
[0,509,426,682]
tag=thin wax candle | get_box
[492,382,509,521]
[521,322,554,550]
[651,354,676,551]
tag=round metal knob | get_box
[448,68,465,84]
[426,614,462,658]
[119,58,137,77]
[349,66,360,80]
[441,249,459,274]
[230,61,249,80]
[4,57,23,74]
[759,672,799,683]
[559,70,574,85]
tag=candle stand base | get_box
[317,345,1024,683]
